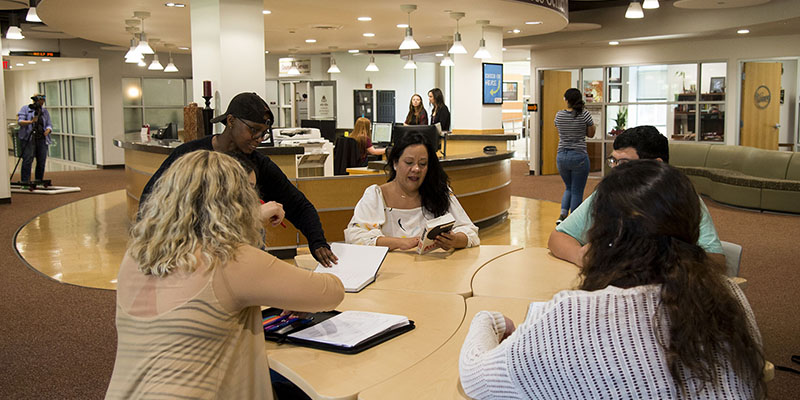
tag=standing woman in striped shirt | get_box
[554,88,595,224]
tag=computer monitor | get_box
[372,122,393,144]
[391,124,441,151]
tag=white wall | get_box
[779,60,797,145]
[330,52,435,129]
[0,38,9,200]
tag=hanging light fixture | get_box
[148,54,164,70]
[287,62,300,75]
[473,20,491,59]
[625,1,644,19]
[365,52,379,72]
[163,49,178,72]
[448,12,467,54]
[137,58,147,67]
[440,37,455,67]
[125,37,143,63]
[26,1,42,22]
[404,54,417,70]
[327,46,341,73]
[642,0,660,9]
[134,11,155,54]
[398,4,420,50]
[6,25,24,40]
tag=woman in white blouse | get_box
[460,161,765,399]
[344,131,479,251]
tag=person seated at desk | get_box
[404,93,428,126]
[351,117,386,165]
[459,161,765,399]
[106,151,344,399]
[548,125,725,267]
[344,132,479,251]
[139,92,338,267]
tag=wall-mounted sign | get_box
[279,58,311,76]
[313,86,334,119]
[9,51,60,57]
[754,85,771,109]
[483,63,503,105]
[527,103,538,112]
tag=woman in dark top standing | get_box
[404,94,428,125]
[428,88,450,131]
[554,88,595,224]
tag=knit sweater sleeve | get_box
[459,311,524,399]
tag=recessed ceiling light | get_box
[348,49,360,53]
[363,33,375,37]
[737,29,750,34]
[435,53,444,57]
[262,10,271,15]
[41,58,50,61]
[512,29,521,34]
[502,47,507,51]
[305,39,317,43]
[165,2,175,6]
[28,61,36,64]
[525,21,542,25]
[178,46,189,50]
[16,63,23,66]
[396,23,408,28]
[526,57,531,60]
[264,50,270,54]
[358,17,372,21]
[164,2,185,7]
[609,41,619,45]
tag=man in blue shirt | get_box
[16,94,53,183]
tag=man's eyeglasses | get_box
[238,117,272,140]
[606,156,631,168]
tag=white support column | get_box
[451,23,503,134]
[190,0,266,114]
[0,37,10,200]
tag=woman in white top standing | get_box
[344,131,479,251]
[554,88,595,225]
[460,160,765,399]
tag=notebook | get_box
[417,214,455,254]
[314,242,389,292]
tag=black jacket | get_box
[431,105,450,131]
[139,135,329,253]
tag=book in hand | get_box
[314,242,389,292]
[417,213,455,254]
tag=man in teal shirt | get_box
[549,126,725,267]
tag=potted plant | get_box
[609,107,627,136]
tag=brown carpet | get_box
[1,163,797,399]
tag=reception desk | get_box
[115,136,513,257]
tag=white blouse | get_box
[344,184,479,248]
[459,281,761,400]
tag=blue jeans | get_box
[556,149,590,215]
[20,136,49,182]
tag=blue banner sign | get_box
[483,63,503,105]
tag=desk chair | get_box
[333,136,362,175]
[720,240,747,288]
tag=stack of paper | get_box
[287,311,410,348]
[314,242,389,292]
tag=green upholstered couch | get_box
[669,143,800,213]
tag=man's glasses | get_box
[238,117,271,140]
[606,156,631,168]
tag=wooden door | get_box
[541,70,572,175]
[740,62,781,150]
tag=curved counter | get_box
[115,136,513,255]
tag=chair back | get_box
[333,136,361,175]
[720,240,742,277]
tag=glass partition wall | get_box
[39,77,96,164]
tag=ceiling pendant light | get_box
[125,38,143,63]
[163,54,178,72]
[26,1,42,23]
[404,54,417,70]
[6,25,24,40]
[365,53,379,72]
[137,58,147,67]
[625,1,644,19]
[134,11,155,54]
[287,60,300,75]
[448,12,467,54]
[473,20,491,59]
[398,4,420,50]
[440,38,455,67]
[642,0,659,9]
[327,57,341,73]
[148,54,164,70]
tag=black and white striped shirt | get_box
[555,109,594,153]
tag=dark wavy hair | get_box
[613,125,670,163]
[428,88,445,114]
[564,88,585,117]
[581,160,764,397]
[386,131,450,217]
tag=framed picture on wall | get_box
[502,82,518,101]
[710,77,725,93]
[482,63,503,104]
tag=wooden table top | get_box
[471,247,582,300]
[358,296,535,400]
[368,245,522,297]
[265,289,466,400]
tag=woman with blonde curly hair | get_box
[106,150,344,400]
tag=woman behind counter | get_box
[106,151,344,400]
[428,88,450,132]
[351,117,386,165]
[459,161,765,399]
[344,131,479,251]
[404,93,428,125]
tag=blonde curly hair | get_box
[129,150,264,277]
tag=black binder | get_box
[262,308,415,354]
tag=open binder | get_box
[262,308,415,354]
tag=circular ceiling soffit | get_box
[673,0,771,9]
[562,22,602,32]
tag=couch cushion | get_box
[786,153,800,181]
[740,147,793,180]
[705,145,753,172]
[669,143,711,167]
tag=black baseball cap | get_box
[210,92,273,126]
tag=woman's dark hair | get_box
[564,88,585,117]
[386,131,450,217]
[581,160,765,397]
[428,88,445,114]
[405,94,425,125]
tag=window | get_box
[39,78,95,164]
[122,78,193,133]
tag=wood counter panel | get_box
[124,166,153,202]
[456,184,511,222]
[447,160,511,196]
[445,140,509,156]
[124,149,168,175]
[296,175,386,210]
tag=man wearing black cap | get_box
[140,92,338,266]
[16,93,52,183]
